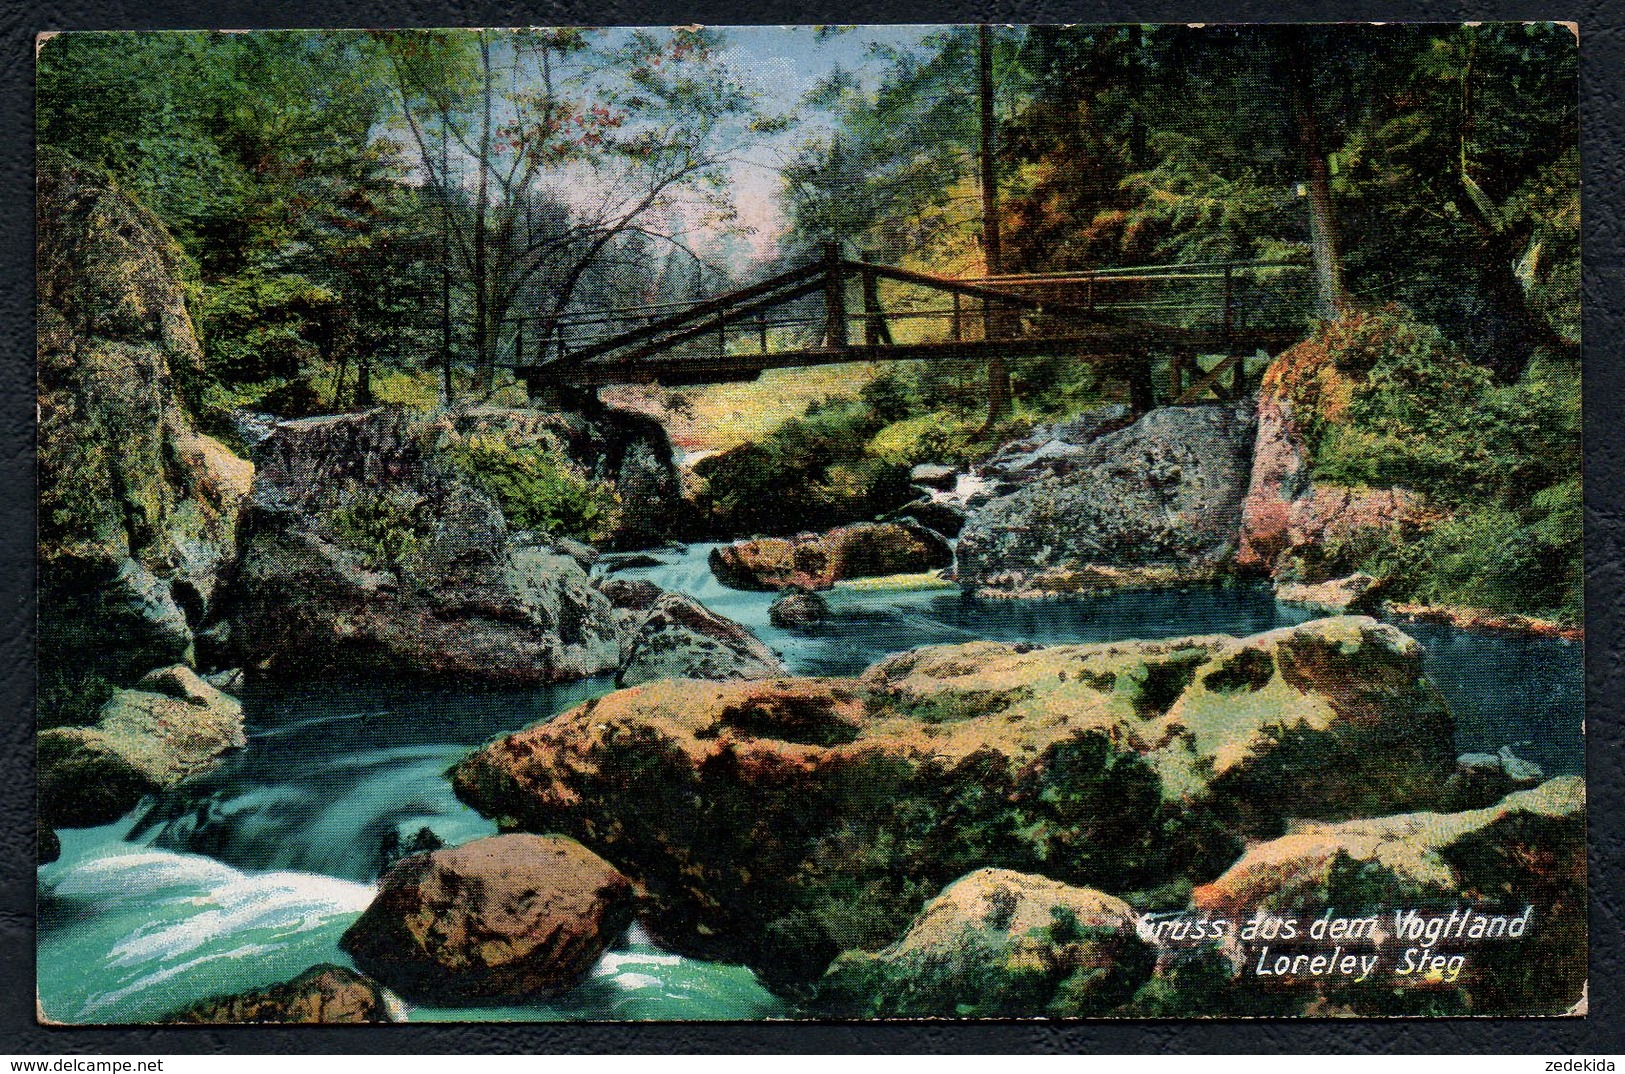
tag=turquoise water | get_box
[37,543,1584,1023]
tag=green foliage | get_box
[696,361,1099,538]
[1303,312,1507,504]
[865,412,981,467]
[38,32,450,412]
[1284,311,1581,622]
[1360,488,1583,624]
[367,367,443,411]
[453,432,620,543]
[198,270,336,385]
[694,397,912,536]
[327,488,429,571]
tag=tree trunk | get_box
[439,107,454,405]
[1278,29,1349,321]
[979,24,1011,427]
[473,36,494,394]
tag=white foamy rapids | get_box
[136,744,500,881]
[398,924,786,1023]
[947,471,997,507]
[39,838,374,1025]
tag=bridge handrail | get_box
[971,258,1308,284]
[554,260,826,366]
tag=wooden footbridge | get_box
[511,243,1311,410]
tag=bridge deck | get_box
[520,326,1301,388]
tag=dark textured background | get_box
[4,0,1620,1054]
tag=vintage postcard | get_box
[36,23,1582,1023]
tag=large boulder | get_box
[1192,778,1586,1016]
[165,965,395,1024]
[450,616,1454,996]
[975,404,1137,487]
[36,151,253,690]
[38,665,245,828]
[816,868,1153,1017]
[218,409,628,683]
[339,834,636,1004]
[616,592,785,687]
[955,404,1255,597]
[1194,777,1585,913]
[709,521,952,592]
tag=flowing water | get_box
[37,543,1584,1023]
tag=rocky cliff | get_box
[1236,341,1445,583]
[37,150,253,692]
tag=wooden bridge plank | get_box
[509,247,1305,395]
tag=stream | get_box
[36,543,1584,1024]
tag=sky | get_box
[378,26,959,269]
[700,26,951,258]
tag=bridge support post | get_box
[1168,353,1186,401]
[861,265,892,347]
[1129,357,1155,413]
[822,242,848,349]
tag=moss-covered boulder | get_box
[454,406,686,551]
[616,592,785,687]
[450,616,1453,996]
[1141,615,1454,825]
[219,409,629,683]
[709,521,952,592]
[37,150,253,697]
[1236,332,1447,583]
[38,665,245,828]
[165,965,395,1024]
[816,868,1152,1017]
[339,834,636,1004]
[1191,778,1585,1016]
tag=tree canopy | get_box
[38,24,1577,415]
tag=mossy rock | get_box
[1192,778,1585,1015]
[37,150,251,688]
[816,868,1153,1018]
[451,617,1455,996]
